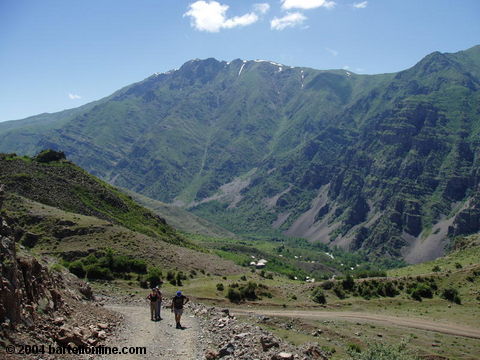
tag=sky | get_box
[0,0,479,122]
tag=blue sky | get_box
[1,0,479,122]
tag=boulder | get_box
[261,336,280,351]
[218,343,234,358]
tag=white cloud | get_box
[342,65,350,70]
[353,1,368,9]
[184,1,268,32]
[223,12,259,28]
[326,47,338,56]
[271,12,306,30]
[281,0,336,10]
[68,93,81,100]
[254,3,270,14]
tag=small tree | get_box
[227,288,242,303]
[147,267,163,288]
[312,288,327,304]
[442,288,461,304]
[34,149,66,163]
[342,275,355,291]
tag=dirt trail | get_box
[231,309,480,339]
[97,305,203,360]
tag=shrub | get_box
[442,288,461,304]
[216,283,225,291]
[321,280,334,290]
[85,264,113,280]
[146,267,163,288]
[166,271,175,281]
[240,282,258,300]
[240,275,247,281]
[347,343,361,353]
[69,260,86,278]
[333,285,346,299]
[411,284,433,301]
[342,275,355,291]
[176,272,184,286]
[382,282,399,297]
[455,262,463,269]
[227,288,242,303]
[312,288,327,304]
[432,265,441,272]
[34,149,66,163]
[130,259,147,274]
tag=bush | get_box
[68,260,86,278]
[347,343,361,353]
[85,264,113,280]
[226,282,258,302]
[312,288,326,304]
[166,271,175,281]
[381,282,399,297]
[216,283,225,291]
[34,149,66,163]
[455,262,463,269]
[240,282,258,300]
[130,259,147,274]
[342,275,355,291]
[333,285,346,299]
[442,288,461,304]
[240,275,247,281]
[227,288,242,303]
[176,272,184,286]
[410,284,433,301]
[146,267,163,288]
[321,280,334,290]
[432,265,441,272]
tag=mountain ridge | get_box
[1,45,480,262]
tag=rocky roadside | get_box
[190,303,330,360]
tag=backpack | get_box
[172,295,185,308]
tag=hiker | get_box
[155,286,163,321]
[171,290,189,329]
[146,289,159,321]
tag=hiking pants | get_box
[156,300,162,319]
[150,302,155,319]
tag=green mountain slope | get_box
[1,45,480,262]
[0,152,187,246]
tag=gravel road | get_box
[96,305,204,360]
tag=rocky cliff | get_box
[0,185,118,358]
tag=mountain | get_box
[1,45,480,263]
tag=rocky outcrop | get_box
[0,185,118,355]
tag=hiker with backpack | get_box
[171,291,189,329]
[146,289,159,321]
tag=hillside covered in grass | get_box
[0,151,187,246]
